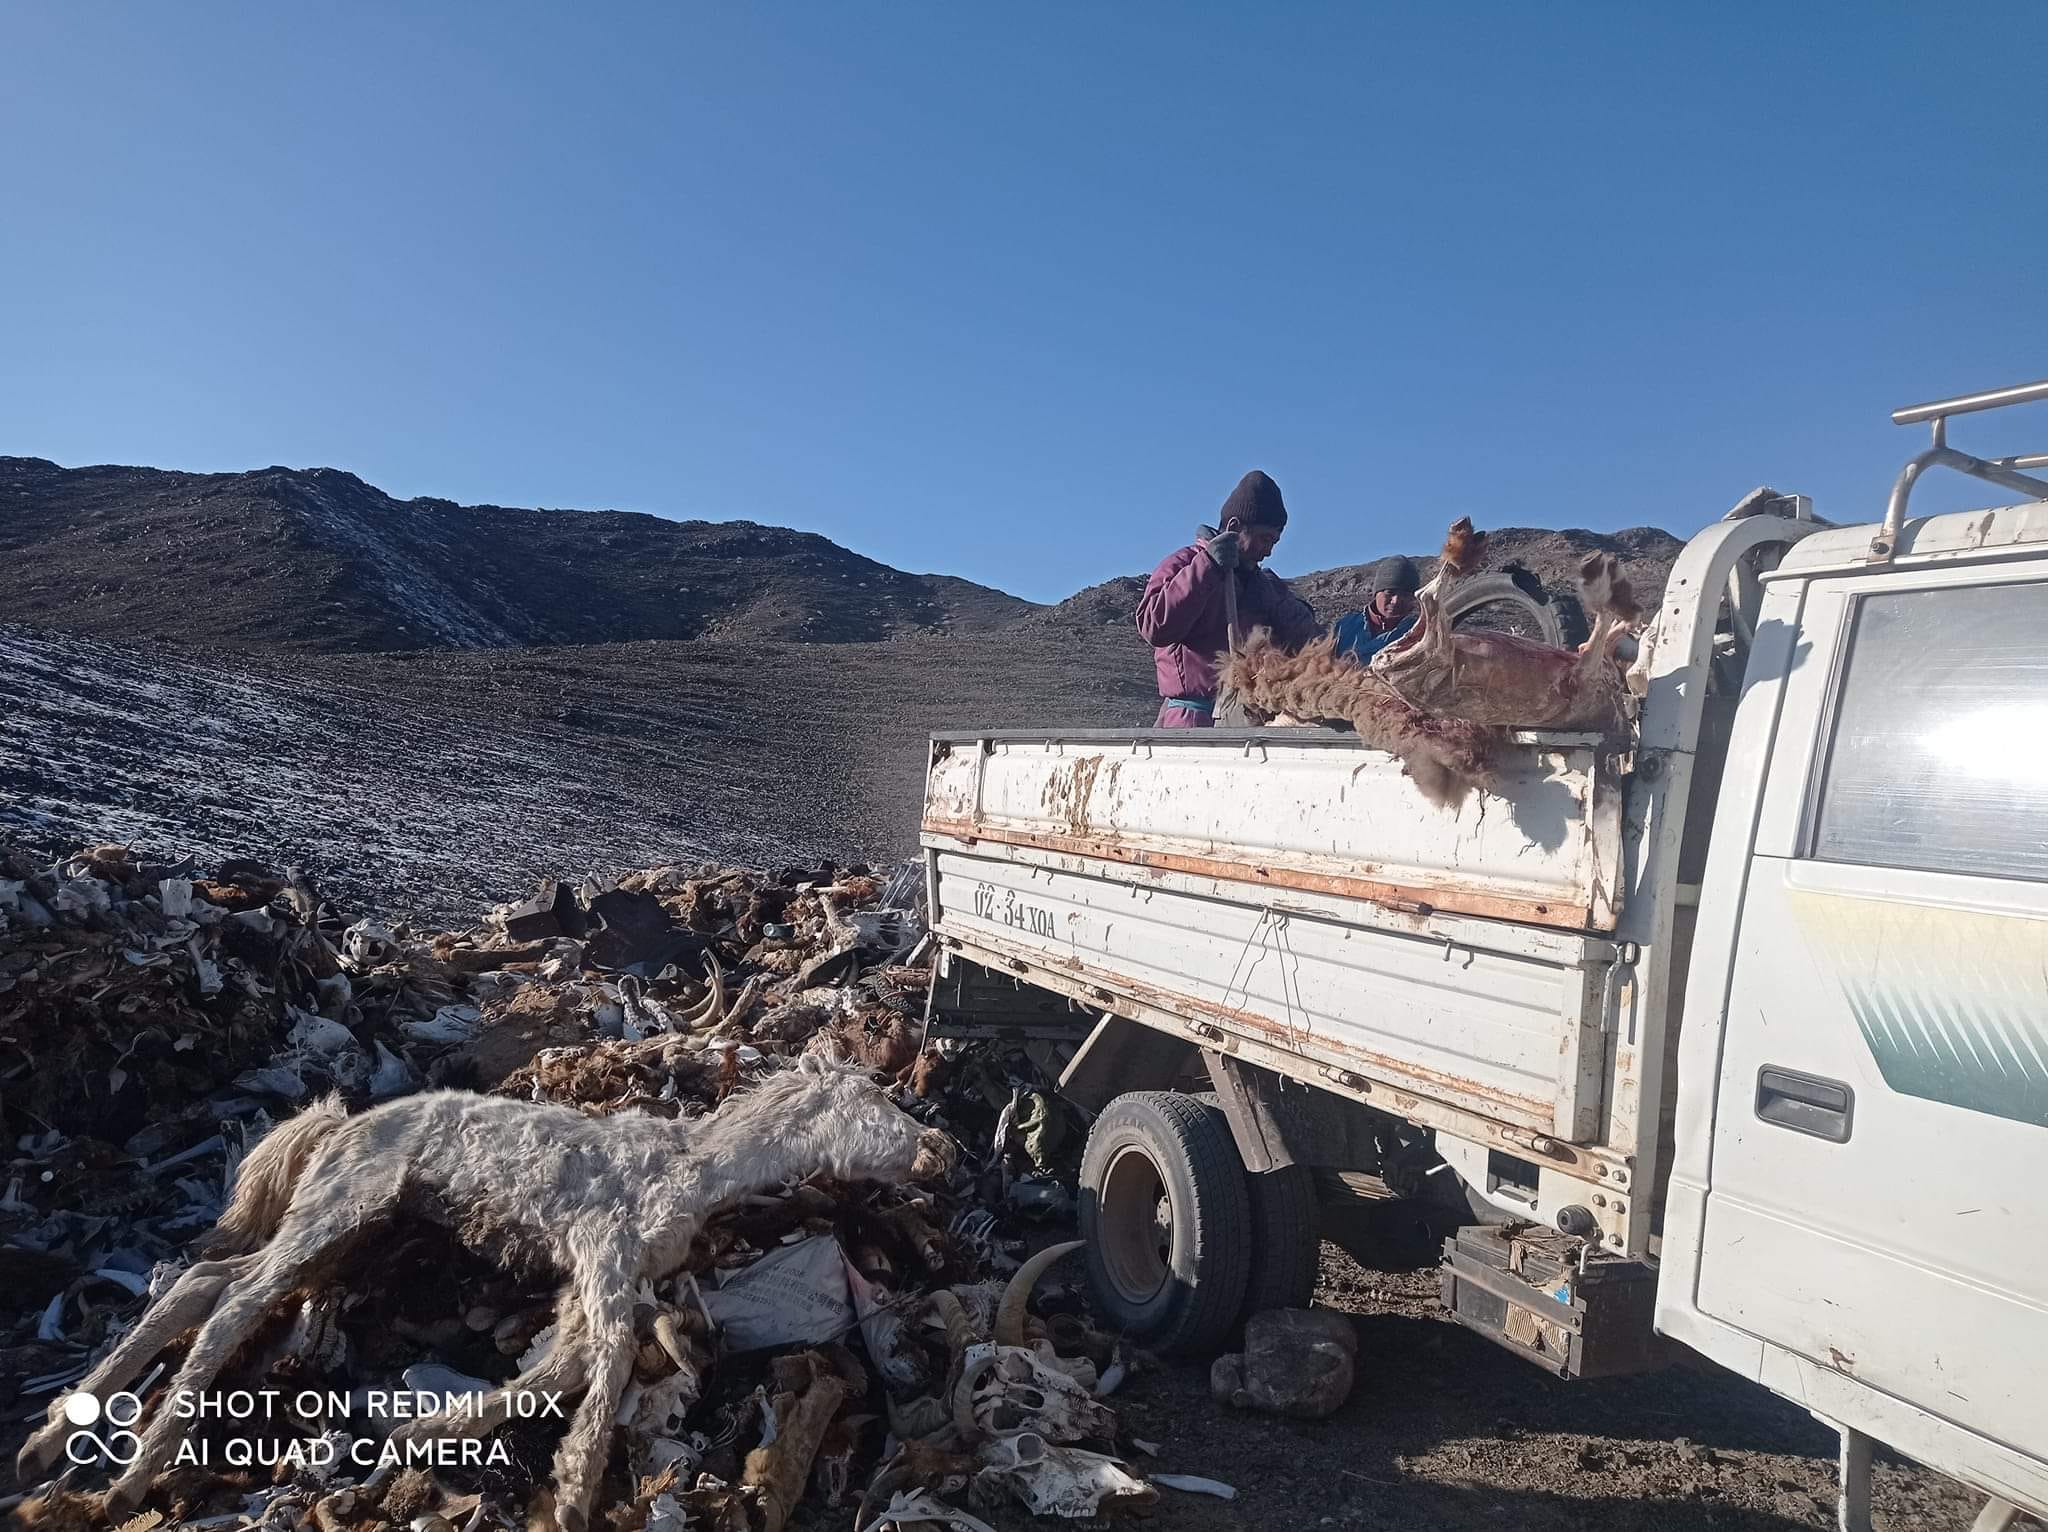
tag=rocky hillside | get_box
[4,456,1689,656]
[0,457,1037,652]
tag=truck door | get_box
[1694,561,2048,1462]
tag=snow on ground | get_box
[0,625,734,920]
[0,616,1159,920]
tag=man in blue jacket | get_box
[1332,555,1420,663]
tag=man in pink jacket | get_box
[1135,469,1320,727]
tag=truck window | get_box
[1809,580,2048,882]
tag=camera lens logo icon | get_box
[62,1391,144,1466]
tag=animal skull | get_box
[339,918,400,971]
[972,1432,1157,1518]
[951,1343,1115,1443]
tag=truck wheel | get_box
[1242,1161,1321,1315]
[1079,1091,1252,1357]
[1190,1091,1322,1318]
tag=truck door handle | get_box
[1756,1066,1854,1143]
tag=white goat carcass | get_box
[17,1055,957,1532]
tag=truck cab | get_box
[1659,483,2048,1521]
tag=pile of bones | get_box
[0,841,1190,1532]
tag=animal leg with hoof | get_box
[105,1186,383,1515]
[104,1255,323,1513]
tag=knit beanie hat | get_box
[1218,470,1288,530]
[1369,555,1420,596]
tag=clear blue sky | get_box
[5,4,2044,603]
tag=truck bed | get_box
[921,727,1631,1144]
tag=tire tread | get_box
[1190,1092,1321,1318]
[1243,1162,1320,1313]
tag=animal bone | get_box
[813,1414,875,1508]
[971,1433,1157,1519]
[855,1441,978,1532]
[633,1364,705,1442]
[721,975,766,1033]
[1044,1313,1113,1365]
[1093,1344,1127,1399]
[944,1279,1003,1338]
[882,1203,949,1272]
[852,1241,897,1285]
[929,1289,979,1359]
[871,1489,997,1532]
[17,1058,958,1532]
[951,1343,1116,1444]
[993,1239,1081,1348]
[883,1389,953,1445]
[1030,1339,1097,1392]
[677,956,727,1030]
[1152,1473,1237,1500]
[652,1310,691,1374]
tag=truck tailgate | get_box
[922,731,1627,1142]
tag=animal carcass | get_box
[1221,519,1640,809]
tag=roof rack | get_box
[1872,378,2048,561]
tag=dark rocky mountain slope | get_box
[5,455,1686,655]
[0,456,1036,652]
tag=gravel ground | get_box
[0,622,1156,922]
[1038,1231,2017,1532]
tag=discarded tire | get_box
[1079,1091,1252,1357]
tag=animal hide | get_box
[1372,519,1639,733]
[1222,631,1501,810]
[1221,519,1640,810]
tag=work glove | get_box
[1199,524,1242,569]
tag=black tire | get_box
[1243,1161,1321,1314]
[1079,1091,1252,1358]
[1191,1092,1321,1318]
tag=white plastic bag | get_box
[701,1235,854,1352]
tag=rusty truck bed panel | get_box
[922,730,1627,1143]
[922,729,1624,933]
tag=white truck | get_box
[919,381,2048,1530]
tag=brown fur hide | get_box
[1222,631,1502,809]
[1220,519,1640,810]
[1372,520,1639,732]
